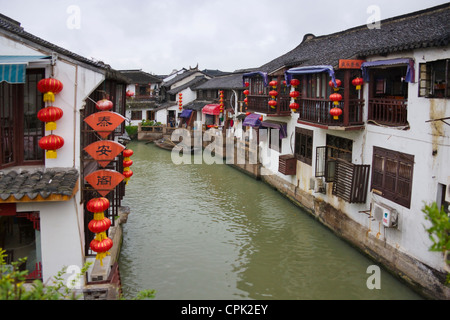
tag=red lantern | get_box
[123,159,133,167]
[39,134,64,159]
[329,93,342,106]
[290,91,300,99]
[88,217,112,234]
[330,107,343,120]
[244,82,250,88]
[87,197,110,213]
[352,77,364,90]
[268,100,277,109]
[37,106,63,131]
[269,80,278,89]
[123,169,133,185]
[96,99,113,111]
[246,112,251,116]
[290,102,299,112]
[243,90,250,96]
[37,78,63,103]
[126,90,134,97]
[123,149,134,158]
[329,79,342,90]
[269,90,278,98]
[290,79,300,87]
[259,116,263,121]
[244,98,248,105]
[90,237,113,253]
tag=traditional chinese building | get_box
[0,13,130,298]
[237,3,450,299]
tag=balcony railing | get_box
[247,95,291,116]
[368,98,408,126]
[297,98,364,127]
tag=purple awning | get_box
[242,71,269,87]
[260,121,287,139]
[361,58,415,83]
[243,113,262,127]
[179,109,193,118]
[285,65,337,87]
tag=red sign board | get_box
[338,59,365,69]
[84,111,125,139]
[84,170,125,197]
[84,140,125,168]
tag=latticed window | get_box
[316,135,353,182]
[294,127,313,165]
[371,146,414,208]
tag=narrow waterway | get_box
[118,141,421,300]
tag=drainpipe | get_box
[73,65,78,168]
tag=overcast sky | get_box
[1,0,448,75]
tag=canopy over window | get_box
[285,65,337,87]
[179,109,193,118]
[243,113,262,127]
[242,71,269,87]
[202,104,221,115]
[260,120,288,139]
[0,55,51,84]
[361,58,415,83]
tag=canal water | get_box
[118,141,422,300]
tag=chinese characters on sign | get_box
[84,140,126,168]
[84,111,125,138]
[84,170,125,197]
[338,59,366,69]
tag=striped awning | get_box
[0,55,51,84]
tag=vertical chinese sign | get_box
[83,100,131,265]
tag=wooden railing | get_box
[246,95,291,116]
[368,98,408,126]
[297,98,364,126]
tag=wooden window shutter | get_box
[332,159,370,203]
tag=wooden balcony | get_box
[368,98,408,126]
[296,98,365,129]
[246,95,291,116]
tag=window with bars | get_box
[315,135,353,182]
[419,59,450,98]
[371,146,414,208]
[294,127,313,165]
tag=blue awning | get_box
[0,55,51,84]
[243,113,262,127]
[242,71,269,87]
[179,109,193,118]
[285,65,337,87]
[361,58,415,83]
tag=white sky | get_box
[1,0,448,75]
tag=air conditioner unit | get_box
[310,177,325,194]
[372,202,398,228]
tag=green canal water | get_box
[118,141,422,300]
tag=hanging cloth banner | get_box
[84,169,125,197]
[285,65,338,87]
[84,140,126,168]
[361,58,415,83]
[84,111,126,139]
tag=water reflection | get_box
[119,141,421,300]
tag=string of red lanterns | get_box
[123,149,134,185]
[87,197,113,266]
[37,78,65,159]
[289,79,301,112]
[268,80,278,109]
[329,79,343,120]
[178,93,183,111]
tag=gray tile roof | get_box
[195,72,247,90]
[259,3,450,74]
[119,70,162,84]
[0,168,79,202]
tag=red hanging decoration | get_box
[86,197,113,266]
[86,197,110,213]
[96,99,113,111]
[38,134,64,159]
[37,78,63,103]
[329,93,342,106]
[123,149,134,185]
[290,91,300,99]
[290,102,299,112]
[269,80,278,89]
[290,79,300,87]
[37,106,63,131]
[330,107,343,120]
[352,77,364,90]
[126,90,134,97]
[329,79,342,91]
[268,100,277,109]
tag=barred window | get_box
[419,59,450,98]
[294,127,313,165]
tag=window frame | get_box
[294,127,313,166]
[371,146,414,209]
[419,59,450,98]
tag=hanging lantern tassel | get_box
[39,134,64,159]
